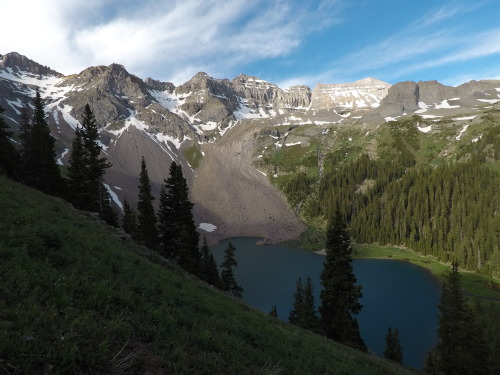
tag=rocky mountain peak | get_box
[175,72,216,95]
[144,78,175,93]
[0,51,63,78]
[310,77,391,110]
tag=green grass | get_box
[0,176,414,374]
[182,144,203,169]
[354,244,500,302]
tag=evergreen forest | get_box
[266,113,500,278]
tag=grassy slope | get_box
[0,176,414,375]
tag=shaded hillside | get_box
[0,176,413,374]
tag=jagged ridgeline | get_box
[265,113,500,277]
[1,51,500,273]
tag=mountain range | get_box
[1,51,500,244]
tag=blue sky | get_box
[1,0,499,88]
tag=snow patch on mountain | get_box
[418,125,432,133]
[58,105,80,130]
[57,148,69,165]
[456,124,469,140]
[155,132,185,150]
[103,183,123,212]
[453,115,476,121]
[5,98,22,115]
[477,98,500,104]
[435,99,460,109]
[198,223,217,232]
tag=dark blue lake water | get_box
[211,237,441,370]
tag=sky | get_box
[1,0,500,88]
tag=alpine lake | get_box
[211,237,441,370]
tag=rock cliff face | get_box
[230,74,311,110]
[0,52,63,78]
[376,81,420,118]
[375,79,500,119]
[311,77,390,110]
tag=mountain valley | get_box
[1,52,500,273]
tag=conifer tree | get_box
[122,199,139,239]
[0,105,20,178]
[137,156,159,249]
[289,277,304,325]
[23,88,63,195]
[199,236,222,287]
[319,211,366,351]
[383,327,403,364]
[269,305,278,318]
[302,276,319,332]
[435,261,477,374]
[220,242,243,298]
[289,276,319,332]
[158,161,200,273]
[67,104,117,226]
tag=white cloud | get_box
[0,0,341,84]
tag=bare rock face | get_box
[0,52,63,78]
[417,80,457,105]
[144,77,175,93]
[311,77,390,110]
[175,72,237,127]
[375,79,500,119]
[231,74,311,110]
[376,81,419,118]
[60,64,153,125]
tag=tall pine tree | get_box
[220,242,243,298]
[435,262,478,375]
[319,211,366,351]
[383,327,403,364]
[158,161,200,274]
[199,236,222,287]
[67,104,117,226]
[289,276,319,332]
[122,198,139,240]
[137,156,159,249]
[23,88,63,195]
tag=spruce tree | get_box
[137,156,159,249]
[435,261,477,375]
[269,305,278,318]
[0,105,20,178]
[220,242,243,298]
[289,277,304,325]
[200,236,221,287]
[122,199,139,239]
[158,161,200,274]
[319,211,366,351]
[67,127,87,206]
[289,276,319,332]
[302,276,319,332]
[383,327,403,364]
[23,88,63,195]
[67,104,117,226]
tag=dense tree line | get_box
[276,118,500,277]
